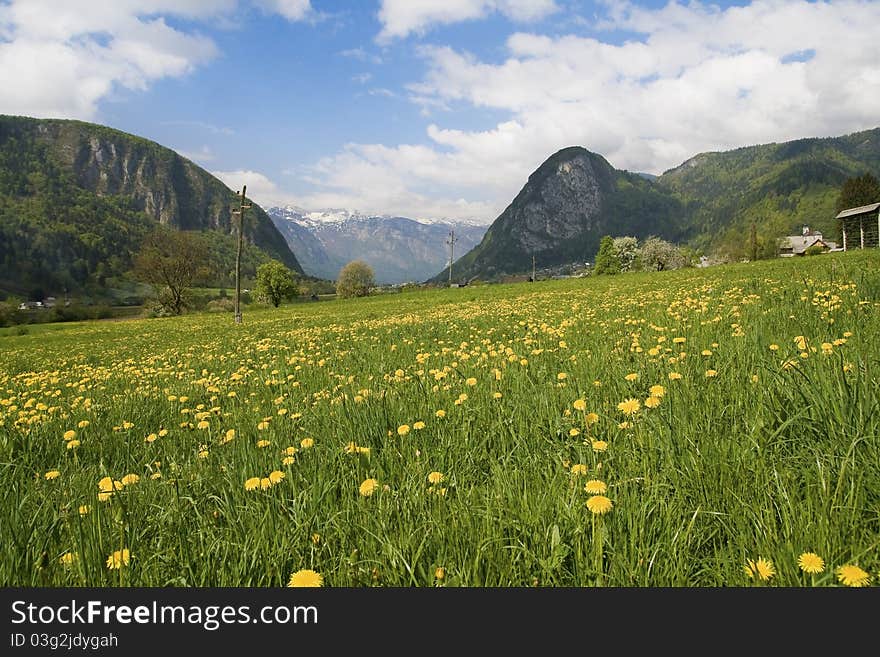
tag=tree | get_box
[639,237,687,271]
[336,260,375,298]
[593,236,621,275]
[612,236,639,272]
[836,173,880,213]
[254,260,299,307]
[132,227,208,315]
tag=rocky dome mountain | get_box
[432,147,684,282]
[269,207,487,284]
[434,126,880,282]
[0,115,302,296]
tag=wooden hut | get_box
[835,202,880,250]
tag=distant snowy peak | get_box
[269,206,488,228]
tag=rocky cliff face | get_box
[7,116,302,273]
[434,147,682,282]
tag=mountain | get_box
[656,127,880,253]
[436,127,880,282]
[431,147,684,282]
[268,207,487,284]
[0,115,302,296]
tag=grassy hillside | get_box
[1,249,878,586]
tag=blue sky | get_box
[1,1,879,223]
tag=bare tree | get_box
[133,227,208,315]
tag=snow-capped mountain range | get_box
[267,206,488,284]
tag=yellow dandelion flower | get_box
[557,372,568,381]
[120,474,139,486]
[624,373,639,382]
[78,505,91,516]
[578,475,606,493]
[268,470,285,485]
[797,552,825,574]
[106,549,131,570]
[493,392,503,399]
[668,372,682,380]
[586,495,613,514]
[435,410,446,418]
[244,477,261,491]
[63,430,76,441]
[77,420,90,429]
[59,552,78,566]
[356,446,371,456]
[744,557,775,581]
[572,399,587,412]
[256,439,271,448]
[644,396,660,409]
[397,424,410,436]
[196,420,209,430]
[413,421,426,430]
[288,569,323,587]
[150,472,162,480]
[591,440,608,452]
[158,428,168,437]
[672,337,686,344]
[585,412,599,425]
[311,533,321,545]
[465,377,477,386]
[836,564,871,587]
[145,433,158,443]
[282,456,295,466]
[769,344,779,351]
[569,427,581,437]
[300,437,315,448]
[570,464,588,476]
[794,335,807,351]
[427,471,444,485]
[66,440,81,449]
[257,421,270,430]
[618,421,631,429]
[44,470,60,480]
[701,349,713,356]
[705,369,717,378]
[198,449,209,459]
[359,478,379,497]
[259,477,272,490]
[617,398,640,415]
[435,567,445,580]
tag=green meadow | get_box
[1,251,878,587]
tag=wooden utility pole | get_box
[232,185,251,324]
[532,254,536,281]
[446,230,457,287]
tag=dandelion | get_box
[493,392,502,399]
[466,377,477,386]
[794,335,807,351]
[77,420,90,428]
[705,369,718,378]
[569,428,581,437]
[570,464,588,476]
[557,372,567,381]
[435,410,446,418]
[769,344,779,351]
[66,440,81,449]
[586,495,613,514]
[97,476,115,502]
[257,421,270,430]
[649,385,666,397]
[835,564,871,587]
[260,478,272,490]
[268,470,285,485]
[797,552,825,574]
[78,505,91,516]
[427,471,444,485]
[585,412,599,425]
[572,399,587,412]
[311,533,321,545]
[668,372,682,380]
[44,470,60,480]
[584,480,607,494]
[624,373,639,382]
[158,429,168,437]
[591,440,608,452]
[145,433,158,443]
[59,552,78,566]
[644,396,660,409]
[288,569,323,587]
[256,439,271,448]
[397,424,410,436]
[121,474,139,486]
[63,430,76,441]
[617,398,640,415]
[413,421,426,430]
[106,549,131,570]
[197,420,210,430]
[435,567,445,581]
[744,557,775,581]
[359,478,379,497]
[282,457,295,466]
[244,477,261,491]
[701,349,713,356]
[221,429,235,444]
[300,437,315,449]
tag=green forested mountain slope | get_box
[0,115,302,296]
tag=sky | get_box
[1,0,879,224]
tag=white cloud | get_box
[253,0,312,21]
[377,0,558,42]
[307,0,880,224]
[212,169,283,204]
[0,1,312,120]
[175,144,216,163]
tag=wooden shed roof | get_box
[835,202,880,219]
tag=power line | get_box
[446,230,458,287]
[232,185,252,325]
